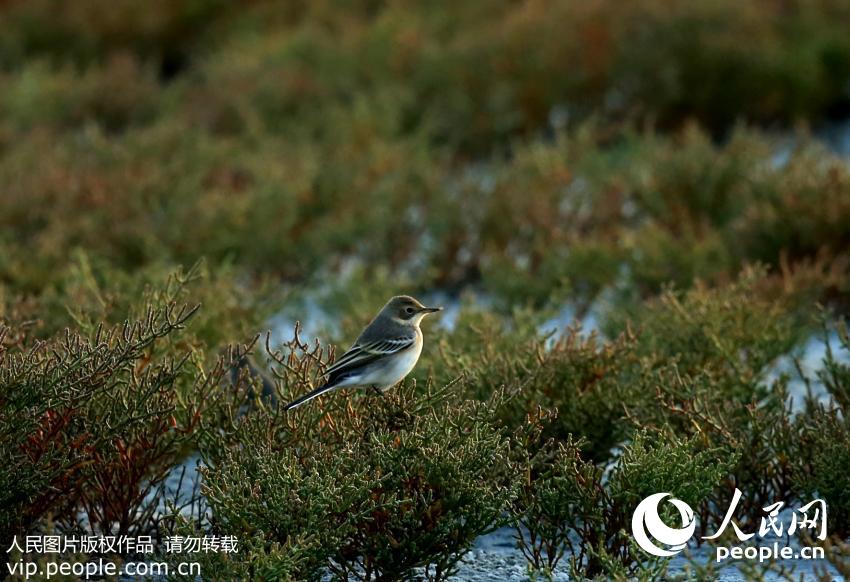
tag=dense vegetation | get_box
[2,0,850,579]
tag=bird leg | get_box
[370,385,385,397]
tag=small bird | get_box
[283,295,442,410]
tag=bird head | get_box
[382,295,442,326]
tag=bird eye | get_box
[405,307,415,314]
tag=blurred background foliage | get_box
[1,0,850,315]
[1,0,850,579]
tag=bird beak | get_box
[421,306,442,314]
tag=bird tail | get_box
[283,381,338,411]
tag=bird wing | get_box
[284,336,416,411]
[323,336,416,377]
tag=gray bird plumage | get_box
[283,295,441,410]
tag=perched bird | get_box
[283,295,442,410]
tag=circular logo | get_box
[631,492,696,557]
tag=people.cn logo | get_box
[631,493,696,557]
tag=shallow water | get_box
[768,331,850,408]
[462,526,843,581]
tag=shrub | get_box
[794,321,850,537]
[434,308,645,461]
[607,266,805,376]
[199,330,522,580]
[0,273,255,547]
[0,55,160,132]
[514,429,734,579]
[796,408,850,538]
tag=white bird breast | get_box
[342,332,423,390]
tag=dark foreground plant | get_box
[0,289,254,561]
[0,304,191,543]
